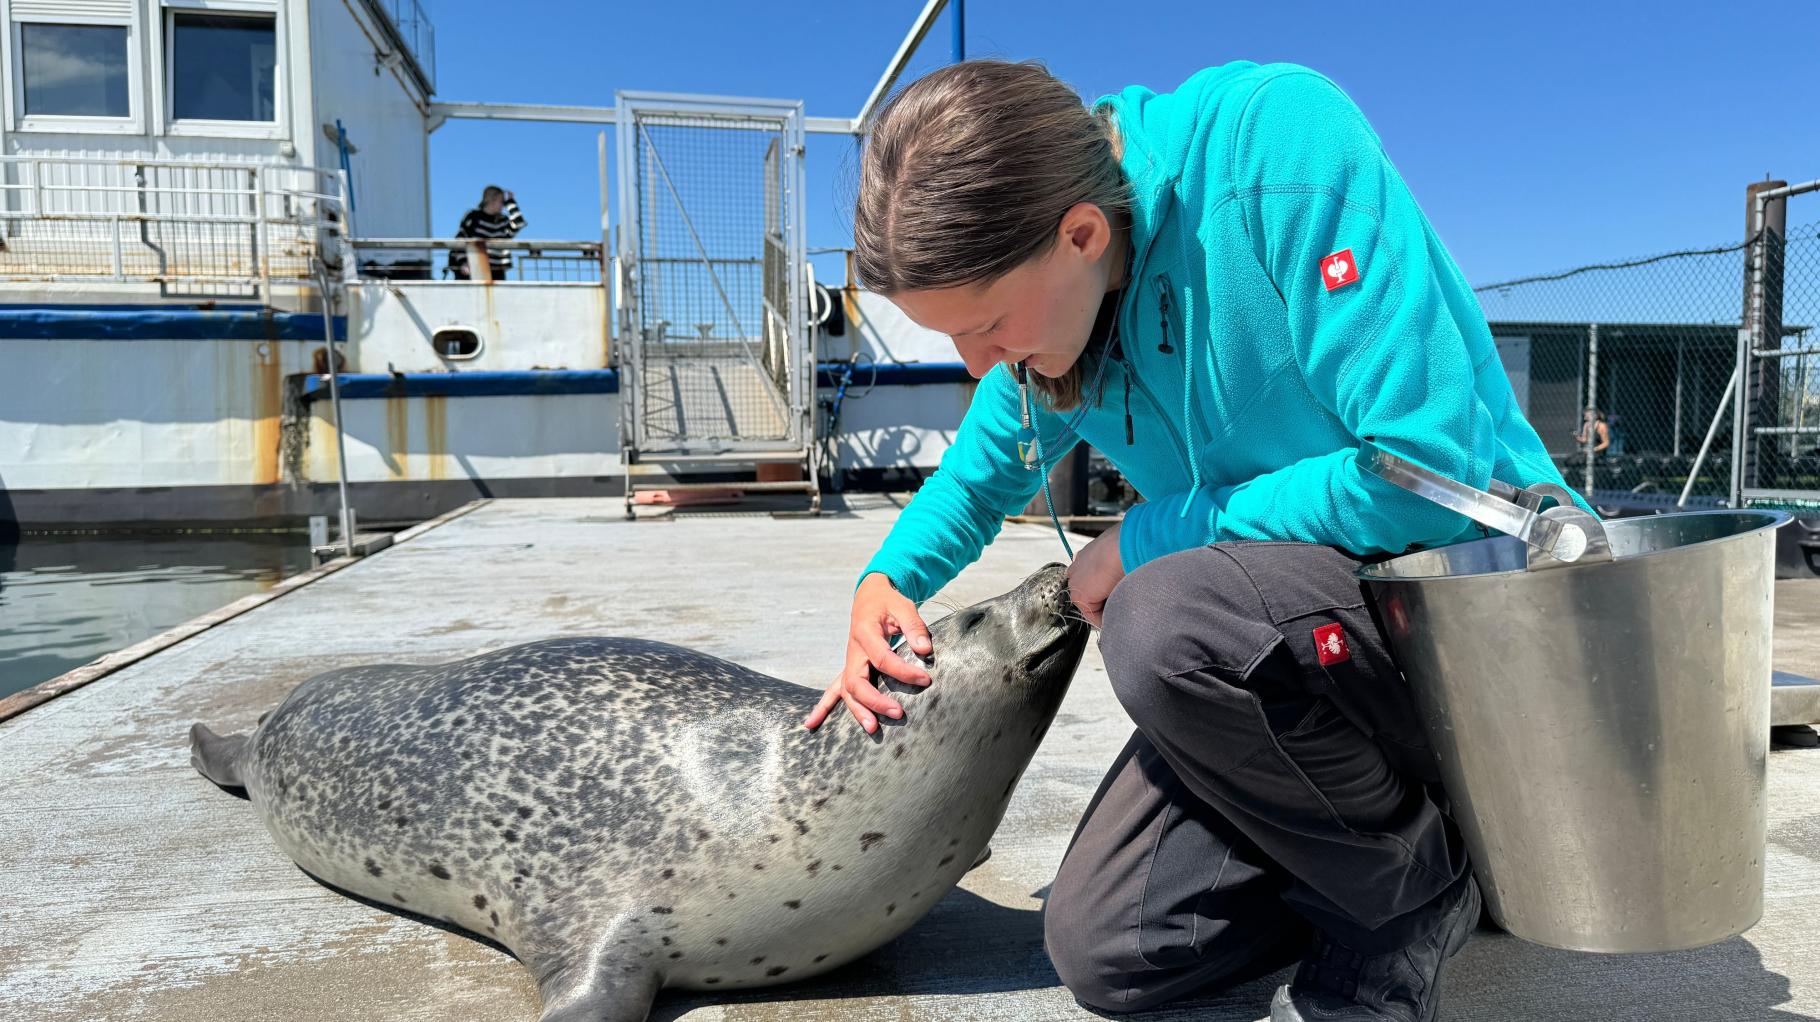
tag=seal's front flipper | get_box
[189,723,250,791]
[533,949,659,1022]
[969,845,992,871]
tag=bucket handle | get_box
[1366,449,1613,570]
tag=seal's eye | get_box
[959,610,987,634]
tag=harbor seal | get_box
[190,563,1088,1022]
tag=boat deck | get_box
[3,497,1819,1021]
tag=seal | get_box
[190,563,1088,1022]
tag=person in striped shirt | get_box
[449,185,526,280]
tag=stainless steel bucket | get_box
[1357,450,1789,952]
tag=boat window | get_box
[170,12,276,122]
[20,23,130,118]
[431,326,483,361]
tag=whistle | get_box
[1015,362,1040,469]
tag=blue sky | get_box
[425,0,1819,290]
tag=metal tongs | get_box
[1366,448,1614,570]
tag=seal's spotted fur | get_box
[191,564,1087,1022]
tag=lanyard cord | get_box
[1037,440,1077,560]
[1017,358,1079,560]
[1015,292,1122,560]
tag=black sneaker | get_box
[1772,724,1819,749]
[1269,878,1480,1022]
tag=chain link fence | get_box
[1086,182,1820,520]
[1474,198,1818,512]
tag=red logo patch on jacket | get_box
[1313,623,1351,666]
[1321,249,1360,291]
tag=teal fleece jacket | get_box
[862,62,1578,602]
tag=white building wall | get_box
[1,0,311,162]
[306,0,430,238]
[0,0,429,228]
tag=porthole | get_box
[431,325,483,361]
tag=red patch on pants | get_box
[1313,623,1351,666]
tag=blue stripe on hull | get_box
[0,305,346,341]
[300,370,622,400]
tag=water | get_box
[0,533,313,700]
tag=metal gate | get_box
[615,93,811,460]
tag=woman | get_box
[803,60,1578,1021]
[449,185,526,281]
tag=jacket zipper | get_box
[1154,272,1216,459]
[1113,338,1193,475]
[1154,273,1175,354]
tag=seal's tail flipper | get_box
[190,723,250,791]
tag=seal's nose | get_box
[1026,563,1070,615]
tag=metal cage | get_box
[614,93,812,464]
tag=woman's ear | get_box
[1057,202,1111,261]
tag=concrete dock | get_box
[3,497,1819,1021]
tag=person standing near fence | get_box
[1575,409,1612,455]
[449,185,526,281]
[802,59,1581,1022]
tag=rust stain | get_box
[308,401,345,486]
[469,240,495,284]
[424,395,448,481]
[251,341,282,485]
[841,282,861,329]
[839,284,871,365]
[483,285,500,356]
[385,395,410,479]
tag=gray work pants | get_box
[1043,542,1475,1013]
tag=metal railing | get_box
[0,156,347,299]
[367,0,436,94]
[349,237,606,283]
[0,154,360,546]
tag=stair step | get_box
[630,450,806,465]
[628,480,817,494]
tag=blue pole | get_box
[952,0,965,62]
[335,118,355,212]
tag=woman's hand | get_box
[1066,523,1126,628]
[803,573,933,734]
